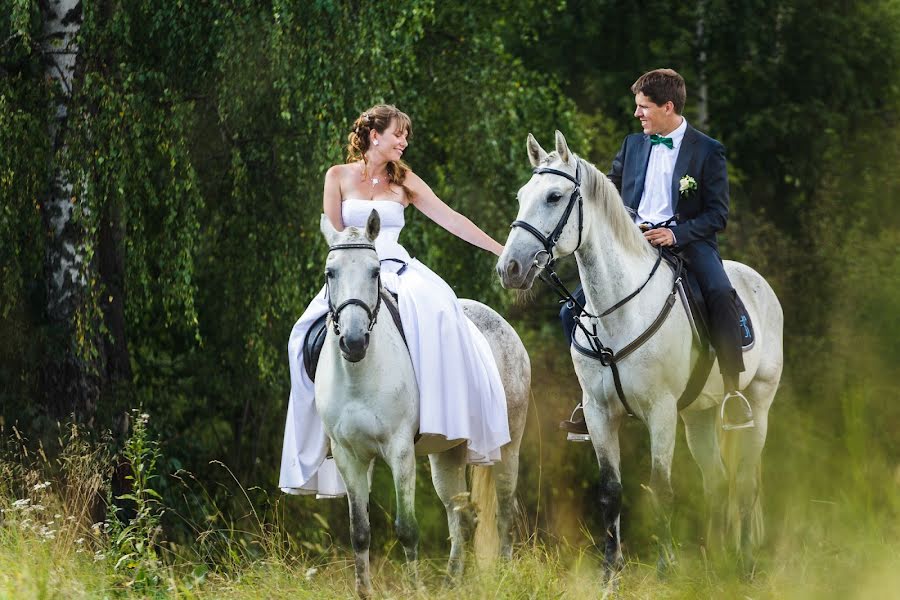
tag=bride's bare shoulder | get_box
[327,162,360,178]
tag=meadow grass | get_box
[1,323,897,599]
[0,391,897,600]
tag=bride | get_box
[279,104,511,497]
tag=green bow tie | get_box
[650,134,674,149]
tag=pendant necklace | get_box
[366,167,388,199]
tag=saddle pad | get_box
[680,269,755,351]
[303,289,406,381]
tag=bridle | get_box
[507,159,681,419]
[510,163,583,268]
[325,242,382,335]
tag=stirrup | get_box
[564,403,590,442]
[721,391,755,431]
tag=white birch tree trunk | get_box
[695,0,709,131]
[42,0,82,319]
[39,0,97,420]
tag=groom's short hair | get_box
[631,69,686,114]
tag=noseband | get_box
[510,163,583,266]
[325,242,382,335]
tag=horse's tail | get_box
[471,465,499,564]
[722,432,765,550]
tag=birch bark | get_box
[39,0,98,420]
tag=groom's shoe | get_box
[560,403,591,441]
[721,390,755,431]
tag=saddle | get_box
[665,251,755,352]
[662,249,755,410]
[303,288,407,381]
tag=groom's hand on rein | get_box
[643,227,675,247]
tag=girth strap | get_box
[571,289,678,417]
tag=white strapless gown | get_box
[279,199,511,497]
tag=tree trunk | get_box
[39,0,98,423]
[695,0,709,131]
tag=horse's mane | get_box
[561,152,656,260]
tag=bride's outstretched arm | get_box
[406,172,504,256]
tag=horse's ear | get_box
[555,130,571,165]
[365,209,380,241]
[527,133,548,167]
[320,214,340,245]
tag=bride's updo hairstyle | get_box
[347,104,413,194]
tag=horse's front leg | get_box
[386,438,420,585]
[583,394,625,580]
[646,397,678,576]
[331,445,375,599]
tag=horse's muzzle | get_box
[339,333,370,362]
[496,254,543,290]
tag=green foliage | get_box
[103,409,165,591]
[0,6,49,318]
[1,2,899,592]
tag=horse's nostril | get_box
[363,333,370,350]
[506,259,521,278]
[339,336,349,354]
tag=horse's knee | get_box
[649,469,674,507]
[395,517,419,550]
[351,524,371,553]
[598,474,622,522]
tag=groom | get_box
[559,68,753,433]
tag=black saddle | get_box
[661,250,755,410]
[303,288,406,381]
[663,250,755,353]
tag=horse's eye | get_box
[370,268,379,279]
[325,268,334,279]
[547,192,563,204]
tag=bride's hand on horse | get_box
[644,227,675,247]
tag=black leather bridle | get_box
[510,163,583,267]
[325,242,382,335]
[507,160,682,419]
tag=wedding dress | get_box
[279,199,510,497]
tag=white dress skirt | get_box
[279,199,511,498]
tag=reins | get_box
[512,162,685,418]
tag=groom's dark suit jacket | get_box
[607,123,729,249]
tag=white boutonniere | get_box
[679,174,697,196]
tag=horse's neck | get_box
[575,181,670,333]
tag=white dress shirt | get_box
[635,117,687,226]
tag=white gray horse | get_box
[318,212,529,598]
[496,132,783,577]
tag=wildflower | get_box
[305,567,318,580]
[93,552,106,562]
[32,481,51,492]
[12,498,31,509]
[75,537,85,545]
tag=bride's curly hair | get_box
[347,104,413,197]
